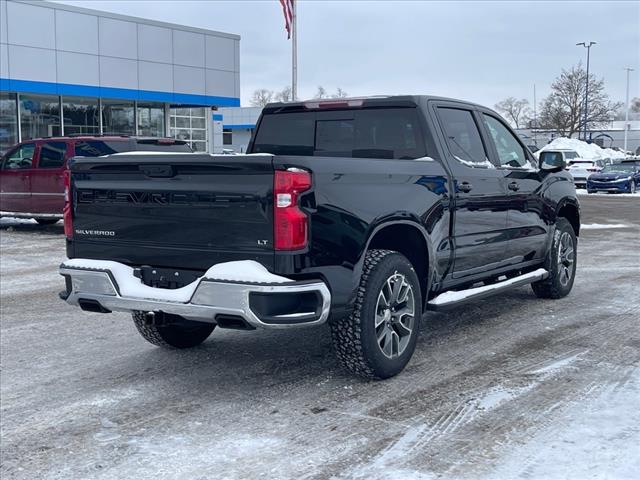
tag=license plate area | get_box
[134,266,202,289]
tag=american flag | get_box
[279,0,294,39]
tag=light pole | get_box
[576,41,596,141]
[624,67,634,152]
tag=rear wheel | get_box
[330,249,422,379]
[531,218,577,299]
[132,311,215,348]
[35,218,59,225]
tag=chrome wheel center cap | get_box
[383,309,391,323]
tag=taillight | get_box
[63,169,73,239]
[273,169,312,250]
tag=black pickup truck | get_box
[59,96,580,379]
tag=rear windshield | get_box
[74,139,191,157]
[251,108,426,159]
[74,140,131,157]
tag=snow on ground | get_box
[537,137,628,161]
[0,217,39,226]
[489,367,640,480]
[576,188,640,197]
[1,195,639,480]
[581,223,633,230]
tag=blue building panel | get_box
[223,124,256,130]
[0,78,240,107]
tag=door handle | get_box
[459,182,473,193]
[508,181,520,191]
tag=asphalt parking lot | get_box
[1,194,639,480]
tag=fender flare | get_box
[348,217,436,309]
[555,196,581,236]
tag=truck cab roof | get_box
[262,95,490,113]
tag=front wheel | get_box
[330,249,422,379]
[531,218,577,299]
[132,311,215,348]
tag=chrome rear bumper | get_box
[59,262,331,329]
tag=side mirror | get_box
[539,152,566,171]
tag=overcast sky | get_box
[54,0,640,109]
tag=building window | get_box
[102,99,135,135]
[137,103,165,137]
[223,128,233,145]
[0,92,18,154]
[170,107,207,152]
[19,94,61,141]
[62,96,100,136]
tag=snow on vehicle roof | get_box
[537,138,626,161]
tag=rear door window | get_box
[38,141,67,168]
[252,108,426,159]
[436,108,488,166]
[2,143,36,169]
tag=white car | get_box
[538,149,581,165]
[567,159,603,188]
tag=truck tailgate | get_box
[68,154,275,270]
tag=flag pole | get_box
[291,0,297,101]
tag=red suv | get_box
[0,136,191,224]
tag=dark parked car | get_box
[0,135,191,224]
[587,162,640,194]
[59,96,580,379]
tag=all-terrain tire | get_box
[132,311,215,348]
[330,249,422,379]
[531,218,577,299]
[35,218,59,225]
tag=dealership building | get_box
[0,0,240,154]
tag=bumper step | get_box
[59,259,331,329]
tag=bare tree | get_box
[250,88,274,107]
[333,87,348,99]
[538,64,622,137]
[632,97,640,114]
[274,86,293,102]
[314,86,327,99]
[494,97,531,128]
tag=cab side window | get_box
[482,114,529,168]
[2,143,36,170]
[436,107,489,167]
[38,142,67,168]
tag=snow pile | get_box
[537,137,626,161]
[62,259,291,303]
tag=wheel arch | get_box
[359,219,434,309]
[556,198,580,237]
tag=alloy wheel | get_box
[374,272,415,359]
[557,231,575,287]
